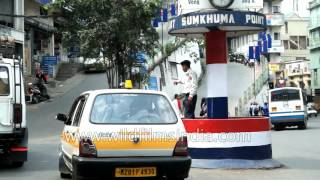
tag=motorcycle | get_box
[26,82,50,104]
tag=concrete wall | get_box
[281,0,312,18]
[310,51,320,90]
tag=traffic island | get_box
[182,117,282,169]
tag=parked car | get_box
[307,107,318,117]
[83,57,106,73]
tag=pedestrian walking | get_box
[174,60,198,118]
[200,98,207,117]
[262,102,269,117]
[249,103,254,116]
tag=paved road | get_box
[1,73,320,180]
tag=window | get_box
[0,67,9,96]
[0,0,14,28]
[283,40,289,49]
[274,32,280,40]
[290,36,298,50]
[66,97,82,125]
[271,89,301,102]
[72,96,87,126]
[272,6,280,13]
[285,22,288,34]
[169,62,178,78]
[299,36,307,50]
[40,6,48,16]
[90,94,178,124]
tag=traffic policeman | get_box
[174,60,198,118]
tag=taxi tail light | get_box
[79,138,97,158]
[173,136,188,156]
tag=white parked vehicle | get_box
[56,85,191,180]
[307,107,318,117]
[269,87,308,130]
[0,47,28,167]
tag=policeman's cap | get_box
[180,60,191,67]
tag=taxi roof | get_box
[81,89,169,97]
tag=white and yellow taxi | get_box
[56,83,191,180]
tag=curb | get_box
[191,159,283,169]
[47,72,86,99]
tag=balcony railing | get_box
[0,24,24,43]
[309,0,320,10]
[309,38,320,50]
[287,69,311,77]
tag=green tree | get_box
[52,0,160,88]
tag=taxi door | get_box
[61,95,87,169]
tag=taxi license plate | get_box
[115,167,157,177]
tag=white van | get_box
[269,87,308,130]
[0,54,28,167]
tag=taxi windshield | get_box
[90,93,178,124]
[0,67,10,96]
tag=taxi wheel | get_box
[60,173,71,179]
[167,178,184,180]
[11,161,24,168]
[72,169,79,180]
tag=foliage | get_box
[52,0,161,87]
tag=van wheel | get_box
[60,173,72,179]
[274,125,284,131]
[298,121,307,130]
[11,161,24,168]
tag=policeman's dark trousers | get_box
[183,94,197,118]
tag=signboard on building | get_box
[0,26,24,43]
[148,76,158,91]
[249,46,260,60]
[169,11,266,34]
[266,14,285,26]
[177,0,263,15]
[42,56,58,77]
[37,0,52,4]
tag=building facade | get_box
[0,0,24,58]
[24,0,56,76]
[284,60,311,89]
[230,0,311,90]
[309,0,320,96]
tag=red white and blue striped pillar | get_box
[206,31,228,119]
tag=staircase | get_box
[235,64,269,116]
[55,63,82,81]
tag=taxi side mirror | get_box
[56,113,67,122]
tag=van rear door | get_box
[0,65,13,133]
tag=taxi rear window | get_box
[0,67,10,96]
[90,93,178,124]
